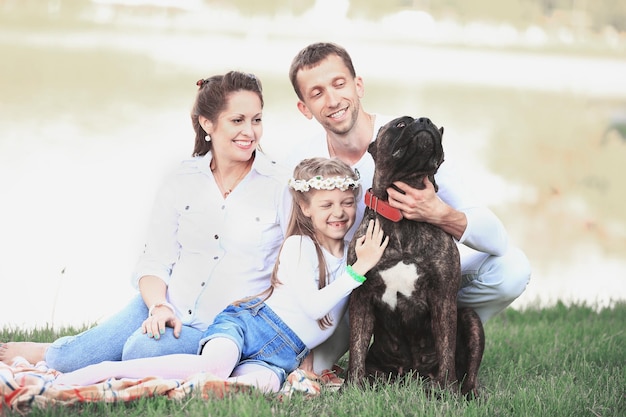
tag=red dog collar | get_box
[364,189,403,222]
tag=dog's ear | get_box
[439,126,444,137]
[430,174,439,193]
[367,140,377,160]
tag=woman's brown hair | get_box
[190,71,263,157]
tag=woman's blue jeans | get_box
[46,295,203,373]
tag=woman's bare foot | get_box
[0,342,50,365]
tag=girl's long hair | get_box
[238,157,361,330]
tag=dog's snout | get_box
[417,117,432,125]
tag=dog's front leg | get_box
[347,287,375,385]
[429,290,458,389]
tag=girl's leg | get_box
[229,362,282,393]
[56,337,240,386]
[196,337,240,379]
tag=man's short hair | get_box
[289,42,356,100]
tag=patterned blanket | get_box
[1,357,336,411]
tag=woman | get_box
[0,71,291,374]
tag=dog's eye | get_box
[396,121,406,128]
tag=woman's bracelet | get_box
[346,265,366,283]
[148,302,176,317]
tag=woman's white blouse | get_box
[132,151,291,330]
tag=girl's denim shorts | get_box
[198,298,309,385]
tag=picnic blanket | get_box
[1,356,337,412]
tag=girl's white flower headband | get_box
[288,175,361,193]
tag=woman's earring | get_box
[205,134,211,142]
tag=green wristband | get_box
[346,265,366,283]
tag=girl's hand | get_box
[351,219,389,276]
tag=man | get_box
[287,42,531,375]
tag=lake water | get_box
[1,6,625,328]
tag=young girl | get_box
[56,157,388,393]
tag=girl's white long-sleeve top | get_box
[265,235,361,349]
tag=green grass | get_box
[3,302,625,416]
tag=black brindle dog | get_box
[347,116,485,397]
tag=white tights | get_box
[56,337,281,392]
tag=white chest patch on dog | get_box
[379,262,419,310]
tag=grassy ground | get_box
[2,302,625,416]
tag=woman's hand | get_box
[351,219,389,276]
[138,275,183,339]
[142,306,182,339]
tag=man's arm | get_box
[387,178,508,255]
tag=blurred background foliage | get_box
[1,0,624,325]
[1,0,625,32]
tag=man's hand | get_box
[386,177,442,222]
[387,178,467,240]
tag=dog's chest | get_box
[376,261,420,310]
